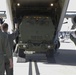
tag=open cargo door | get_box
[13,0,70,59]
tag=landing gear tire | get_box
[55,40,60,52]
[46,49,54,58]
[18,49,25,58]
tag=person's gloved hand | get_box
[0,18,4,24]
[14,18,18,24]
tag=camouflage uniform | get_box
[4,29,18,75]
[0,30,11,75]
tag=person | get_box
[2,23,18,75]
[0,20,13,75]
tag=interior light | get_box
[26,16,29,18]
[46,17,49,19]
[17,3,20,6]
[39,17,41,18]
[34,17,36,18]
[50,3,54,6]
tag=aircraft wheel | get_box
[18,49,25,58]
[46,49,54,58]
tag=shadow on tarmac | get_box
[17,49,76,66]
[44,49,76,66]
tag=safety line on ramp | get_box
[34,62,40,75]
[29,61,32,75]
[28,61,40,75]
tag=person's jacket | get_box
[0,30,12,59]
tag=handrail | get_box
[0,11,6,18]
[0,11,6,14]
[65,11,76,18]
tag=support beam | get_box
[54,0,69,42]
[5,0,13,33]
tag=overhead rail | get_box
[65,11,76,18]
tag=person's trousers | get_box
[0,55,5,75]
[4,57,13,75]
[0,61,4,75]
[5,62,13,75]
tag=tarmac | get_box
[13,39,76,75]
